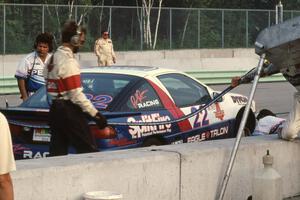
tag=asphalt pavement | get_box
[211,81,295,119]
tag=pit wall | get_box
[13,135,300,200]
[0,48,259,76]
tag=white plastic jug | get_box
[83,191,123,200]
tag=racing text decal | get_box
[187,125,229,143]
[130,89,160,109]
[231,96,247,105]
[128,113,172,138]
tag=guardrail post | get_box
[221,9,224,48]
[246,10,248,48]
[198,9,200,48]
[3,4,5,55]
[42,5,45,32]
[169,8,172,49]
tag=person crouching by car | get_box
[15,32,54,101]
[252,109,286,136]
[44,21,113,156]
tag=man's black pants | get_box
[49,99,98,156]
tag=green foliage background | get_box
[0,1,300,54]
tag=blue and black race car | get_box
[1,66,256,159]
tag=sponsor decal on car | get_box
[214,103,225,120]
[137,99,160,109]
[128,113,172,138]
[130,89,148,109]
[33,128,51,142]
[231,96,248,105]
[187,125,229,143]
[23,150,49,159]
[13,144,29,156]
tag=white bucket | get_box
[83,191,123,200]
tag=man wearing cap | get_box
[94,31,116,66]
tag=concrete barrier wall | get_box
[12,135,300,200]
[0,48,259,76]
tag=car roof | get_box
[81,65,180,77]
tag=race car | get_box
[0,66,256,159]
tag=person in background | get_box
[94,31,116,66]
[15,32,53,101]
[0,112,16,200]
[44,21,112,156]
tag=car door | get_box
[157,73,232,142]
[111,78,184,147]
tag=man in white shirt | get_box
[15,32,53,101]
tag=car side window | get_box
[120,81,163,111]
[158,73,211,107]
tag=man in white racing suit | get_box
[94,31,116,66]
[44,21,111,156]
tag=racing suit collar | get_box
[57,45,75,58]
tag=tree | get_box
[136,0,163,49]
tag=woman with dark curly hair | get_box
[15,32,54,101]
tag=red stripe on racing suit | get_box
[46,75,81,93]
[44,46,98,117]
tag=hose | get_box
[107,68,257,126]
[108,85,234,126]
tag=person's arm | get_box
[0,112,15,200]
[17,78,28,101]
[231,62,280,87]
[0,173,14,200]
[15,55,32,101]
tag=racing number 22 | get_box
[191,106,209,128]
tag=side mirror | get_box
[212,92,224,103]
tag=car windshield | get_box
[20,73,138,110]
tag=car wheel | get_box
[141,137,164,147]
[233,107,256,137]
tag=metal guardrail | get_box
[0,71,286,95]
[0,77,19,94]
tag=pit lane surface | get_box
[0,81,295,118]
[211,81,295,118]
